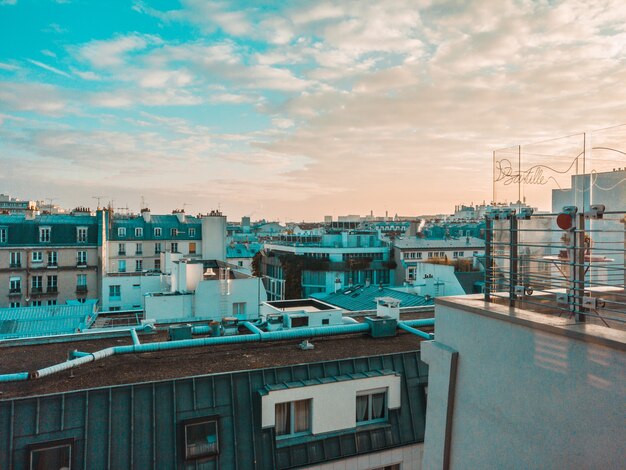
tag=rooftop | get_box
[314,285,434,311]
[393,236,485,250]
[0,313,432,399]
[0,304,96,340]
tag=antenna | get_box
[140,195,146,210]
[92,195,105,210]
[182,203,189,212]
[45,197,57,208]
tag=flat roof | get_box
[0,314,432,399]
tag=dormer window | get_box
[118,227,126,237]
[77,226,88,243]
[154,227,162,237]
[135,227,143,237]
[39,227,51,243]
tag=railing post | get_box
[509,216,518,308]
[484,216,493,302]
[571,213,586,322]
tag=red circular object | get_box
[557,213,573,230]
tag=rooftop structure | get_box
[313,285,434,311]
[0,303,96,339]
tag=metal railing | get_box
[484,209,626,329]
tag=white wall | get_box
[144,292,193,321]
[202,216,227,261]
[301,443,423,470]
[261,375,401,434]
[194,276,264,320]
[101,274,162,311]
[422,297,626,470]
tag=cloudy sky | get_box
[0,0,625,220]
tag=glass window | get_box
[189,242,196,254]
[47,300,57,306]
[118,243,126,255]
[154,242,162,254]
[232,302,246,316]
[29,439,72,470]
[10,251,21,267]
[275,399,311,437]
[10,301,20,308]
[0,226,7,243]
[136,243,143,255]
[47,275,58,292]
[154,227,162,237]
[183,418,219,460]
[356,390,387,424]
[171,242,178,253]
[135,260,143,272]
[76,227,88,243]
[47,251,58,267]
[9,276,21,293]
[109,285,121,299]
[77,274,87,287]
[135,227,143,237]
[118,227,126,237]
[118,260,126,273]
[77,251,87,266]
[154,259,161,271]
[32,251,43,263]
[39,227,51,243]
[31,276,43,291]
[189,228,196,237]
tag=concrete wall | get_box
[422,296,626,470]
[144,292,193,321]
[201,216,227,262]
[101,274,161,311]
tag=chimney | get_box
[334,277,342,293]
[141,208,151,223]
[25,207,37,220]
[173,209,185,223]
[407,221,418,237]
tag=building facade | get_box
[0,210,106,309]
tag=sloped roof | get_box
[393,236,485,250]
[314,285,433,311]
[0,304,97,340]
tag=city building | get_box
[0,307,433,470]
[0,209,107,309]
[312,284,433,311]
[226,241,262,274]
[0,194,36,214]
[258,230,395,300]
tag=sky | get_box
[0,0,625,221]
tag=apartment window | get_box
[31,300,42,307]
[189,242,196,254]
[416,252,422,259]
[77,251,87,266]
[154,227,162,237]
[31,251,43,263]
[47,299,57,306]
[76,226,88,243]
[109,285,121,300]
[232,302,246,316]
[457,251,464,258]
[136,243,143,255]
[31,276,43,292]
[135,260,143,272]
[371,465,400,470]
[427,252,433,258]
[10,251,21,267]
[453,251,459,259]
[118,227,126,237]
[189,228,196,237]
[154,259,161,271]
[118,260,126,273]
[118,243,126,255]
[154,242,162,254]
[29,439,73,470]
[275,399,311,437]
[170,228,178,237]
[47,251,58,267]
[39,226,51,243]
[135,227,143,237]
[9,277,21,293]
[109,306,121,312]
[183,418,219,460]
[47,275,58,292]
[171,242,178,253]
[10,301,20,308]
[356,390,387,424]
[77,274,87,286]
[0,226,6,243]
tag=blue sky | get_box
[1,0,625,219]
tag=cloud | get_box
[76,33,162,68]
[27,59,72,78]
[0,0,17,5]
[0,82,70,115]
[0,61,19,71]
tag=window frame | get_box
[118,260,127,273]
[10,251,21,267]
[0,226,7,243]
[182,416,220,461]
[135,259,143,272]
[356,388,388,425]
[275,399,312,439]
[135,227,143,238]
[77,250,87,266]
[28,438,74,470]
[189,227,196,237]
[109,285,121,300]
[76,226,88,243]
[117,227,126,237]
[31,251,43,263]
[47,251,58,268]
[39,226,51,243]
[154,227,162,238]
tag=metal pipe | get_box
[5,318,436,383]
[130,328,141,346]
[398,322,434,340]
[69,350,91,359]
[0,372,29,382]
[191,324,210,335]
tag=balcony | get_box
[46,287,58,294]
[118,250,126,256]
[484,208,626,329]
[47,263,58,269]
[8,288,21,296]
[136,250,143,255]
[9,263,21,268]
[30,287,43,295]
[76,262,87,268]
[76,285,88,294]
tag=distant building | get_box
[0,209,106,309]
[0,194,36,213]
[313,284,433,311]
[259,230,394,300]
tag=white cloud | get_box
[76,33,162,68]
[0,82,69,115]
[27,59,72,78]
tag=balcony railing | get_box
[8,288,21,295]
[9,263,21,268]
[77,261,87,268]
[30,287,43,294]
[76,285,88,293]
[484,208,626,329]
[46,286,58,294]
[47,263,58,269]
